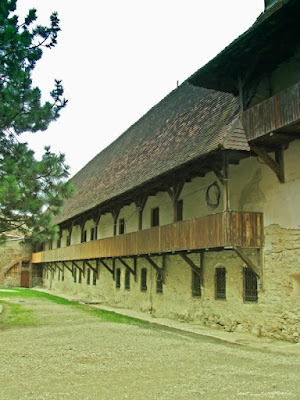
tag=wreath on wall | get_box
[206,181,221,209]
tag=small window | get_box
[176,200,183,222]
[141,268,147,292]
[81,230,87,243]
[151,207,159,227]
[91,226,97,241]
[87,268,91,285]
[57,238,61,248]
[215,267,226,300]
[58,269,60,281]
[119,218,125,235]
[243,268,258,302]
[78,269,82,284]
[125,269,130,290]
[116,268,121,289]
[156,272,163,294]
[192,271,201,297]
[49,240,53,250]
[67,235,71,247]
[73,268,77,283]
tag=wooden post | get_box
[223,152,230,211]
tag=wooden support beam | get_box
[62,261,72,273]
[135,194,148,231]
[223,152,230,211]
[211,166,225,185]
[98,259,114,278]
[117,257,136,276]
[233,247,260,277]
[111,205,121,236]
[179,253,202,279]
[167,181,184,222]
[143,255,165,283]
[251,145,285,183]
[54,262,63,272]
[72,261,84,272]
[85,260,97,273]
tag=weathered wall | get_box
[0,240,32,287]
[41,140,300,342]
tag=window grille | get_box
[119,218,125,235]
[116,268,121,289]
[151,207,159,227]
[93,269,97,285]
[176,199,183,221]
[243,268,258,302]
[192,271,201,297]
[125,269,130,290]
[87,268,91,285]
[141,268,147,292]
[73,268,77,283]
[78,269,82,284]
[156,272,163,294]
[215,267,226,300]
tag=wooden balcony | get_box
[242,82,300,141]
[31,211,264,264]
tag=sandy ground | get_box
[0,293,299,400]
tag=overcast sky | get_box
[17,0,264,177]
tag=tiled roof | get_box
[55,83,248,224]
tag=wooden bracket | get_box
[62,261,72,273]
[233,247,260,277]
[84,260,97,273]
[211,166,225,185]
[180,253,203,286]
[251,145,285,183]
[143,255,165,283]
[117,257,136,276]
[54,262,63,272]
[167,181,184,222]
[98,259,115,279]
[135,194,148,231]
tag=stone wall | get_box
[0,240,32,287]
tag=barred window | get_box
[141,268,147,292]
[116,268,121,289]
[215,267,226,300]
[156,272,163,294]
[87,268,91,285]
[78,269,82,284]
[243,268,258,302]
[93,269,97,285]
[73,267,77,283]
[125,269,130,290]
[192,271,201,297]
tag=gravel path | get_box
[0,295,299,400]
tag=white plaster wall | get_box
[143,191,173,229]
[99,213,114,238]
[71,225,81,245]
[118,203,139,234]
[230,140,300,229]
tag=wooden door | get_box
[21,270,30,288]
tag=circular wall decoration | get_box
[206,181,221,209]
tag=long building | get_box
[5,0,300,341]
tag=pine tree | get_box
[0,0,74,245]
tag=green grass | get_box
[0,288,148,326]
[0,300,36,327]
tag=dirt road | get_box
[0,294,299,400]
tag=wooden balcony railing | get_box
[31,211,264,264]
[242,81,300,141]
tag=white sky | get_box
[17,0,264,177]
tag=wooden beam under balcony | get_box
[31,211,264,264]
[242,82,300,141]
